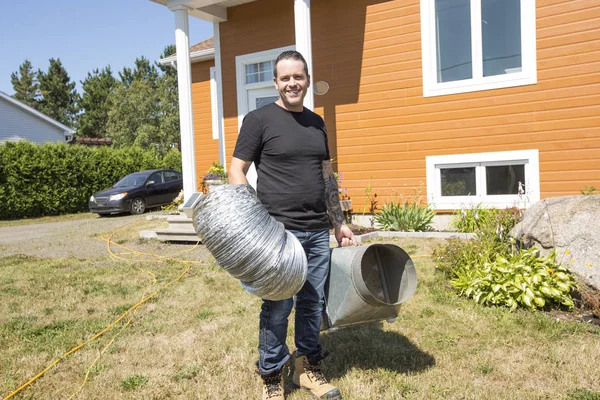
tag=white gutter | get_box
[158,48,215,66]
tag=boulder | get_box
[510,195,600,291]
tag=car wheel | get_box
[130,197,146,215]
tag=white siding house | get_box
[0,91,74,144]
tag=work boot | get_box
[292,353,342,399]
[261,369,285,400]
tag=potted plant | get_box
[203,162,227,192]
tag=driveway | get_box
[0,213,206,260]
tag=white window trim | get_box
[420,0,537,97]
[426,149,540,210]
[235,45,295,130]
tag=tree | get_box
[77,66,117,138]
[118,56,159,87]
[10,60,39,108]
[157,45,177,77]
[37,58,79,126]
[106,52,179,155]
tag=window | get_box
[426,150,539,209]
[149,172,164,184]
[420,0,536,97]
[245,61,275,84]
[164,171,181,182]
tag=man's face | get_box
[273,58,310,112]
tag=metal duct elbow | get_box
[192,184,308,301]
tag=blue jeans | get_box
[257,229,330,376]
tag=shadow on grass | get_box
[320,322,435,378]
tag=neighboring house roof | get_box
[74,137,113,146]
[159,37,215,66]
[0,90,75,138]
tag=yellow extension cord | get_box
[2,218,199,400]
[2,217,431,399]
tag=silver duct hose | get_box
[192,184,308,301]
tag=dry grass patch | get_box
[1,237,599,399]
[0,212,97,228]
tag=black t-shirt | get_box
[233,102,330,231]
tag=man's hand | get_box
[335,224,356,247]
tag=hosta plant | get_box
[450,248,576,311]
[373,200,435,232]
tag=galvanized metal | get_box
[323,244,417,330]
[193,184,308,300]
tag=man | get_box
[228,50,356,400]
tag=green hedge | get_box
[0,141,182,219]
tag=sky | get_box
[0,0,214,95]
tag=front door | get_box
[245,88,279,189]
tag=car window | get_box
[164,171,180,182]
[149,172,164,184]
[114,173,148,187]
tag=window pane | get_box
[246,61,275,84]
[486,164,525,195]
[246,73,258,84]
[441,167,476,196]
[255,96,279,109]
[482,0,522,77]
[435,0,472,83]
[260,71,272,82]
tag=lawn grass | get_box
[1,234,599,399]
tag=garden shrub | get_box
[0,141,182,219]
[433,206,578,311]
[450,249,576,311]
[373,200,435,232]
[450,203,498,233]
[434,207,522,277]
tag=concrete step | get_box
[153,227,200,243]
[166,214,194,225]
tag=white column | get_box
[171,5,197,202]
[294,0,314,111]
[213,22,226,169]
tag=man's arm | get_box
[323,160,356,246]
[228,157,252,185]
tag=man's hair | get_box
[273,50,309,79]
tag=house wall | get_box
[0,97,68,144]
[203,0,600,205]
[191,59,217,189]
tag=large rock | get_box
[510,195,600,291]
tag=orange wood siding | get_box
[191,60,217,189]
[196,0,600,206]
[312,0,600,205]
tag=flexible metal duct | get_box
[192,184,308,300]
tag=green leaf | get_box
[533,297,545,307]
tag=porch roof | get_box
[148,0,256,22]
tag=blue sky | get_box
[0,1,213,95]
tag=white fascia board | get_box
[0,91,75,134]
[166,0,227,22]
[158,48,215,66]
[190,5,227,22]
